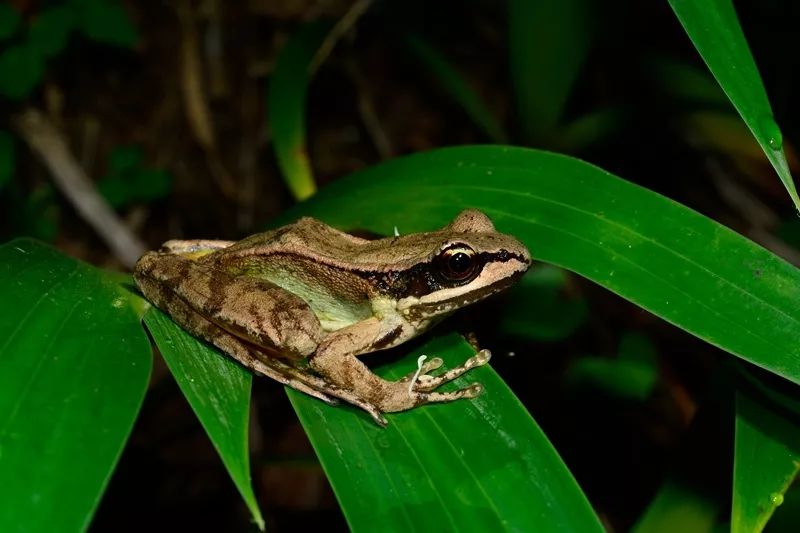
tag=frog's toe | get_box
[400,356,444,383]
[412,349,492,392]
[417,383,484,404]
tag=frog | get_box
[133,209,531,426]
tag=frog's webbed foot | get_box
[403,349,492,393]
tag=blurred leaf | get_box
[566,332,658,401]
[0,131,13,188]
[647,56,729,108]
[28,5,76,58]
[290,334,602,532]
[0,43,45,100]
[76,0,138,49]
[268,21,330,201]
[499,264,587,341]
[508,0,592,142]
[143,308,264,531]
[107,145,142,175]
[556,107,623,151]
[0,239,152,532]
[406,34,508,143]
[97,146,172,208]
[632,477,719,533]
[279,145,800,389]
[668,0,800,211]
[0,4,21,40]
[732,392,800,533]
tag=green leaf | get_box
[566,332,658,402]
[499,264,587,341]
[0,4,21,41]
[0,43,45,100]
[732,392,800,533]
[0,238,152,532]
[107,145,142,176]
[268,21,330,201]
[508,0,592,142]
[667,0,800,211]
[280,145,800,388]
[632,477,719,533]
[406,35,508,143]
[290,334,602,531]
[28,5,76,58]
[142,308,264,531]
[76,0,138,49]
[0,130,14,188]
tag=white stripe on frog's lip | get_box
[396,260,528,320]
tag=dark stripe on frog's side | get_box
[370,325,404,350]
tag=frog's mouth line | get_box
[403,268,528,319]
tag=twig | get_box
[345,56,393,158]
[13,108,146,268]
[310,0,373,73]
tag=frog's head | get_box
[371,209,531,322]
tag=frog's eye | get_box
[436,245,479,282]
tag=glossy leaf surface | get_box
[0,239,151,532]
[668,0,799,210]
[732,392,800,533]
[143,308,264,530]
[283,145,800,387]
[289,334,601,532]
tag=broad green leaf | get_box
[280,145,800,387]
[76,0,138,49]
[732,392,800,533]
[406,35,508,143]
[632,477,719,533]
[0,239,151,532]
[268,21,330,201]
[0,43,45,100]
[667,0,799,211]
[508,0,592,142]
[0,130,14,188]
[143,308,264,531]
[290,334,601,532]
[0,3,20,40]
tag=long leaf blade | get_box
[0,239,152,532]
[290,334,602,532]
[281,145,800,387]
[143,308,264,531]
[732,392,800,533]
[268,21,330,201]
[667,0,800,210]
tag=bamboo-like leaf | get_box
[268,21,330,201]
[289,334,601,531]
[0,239,152,532]
[732,392,800,533]
[280,145,800,386]
[667,0,800,211]
[143,308,264,531]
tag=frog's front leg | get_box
[309,318,488,415]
